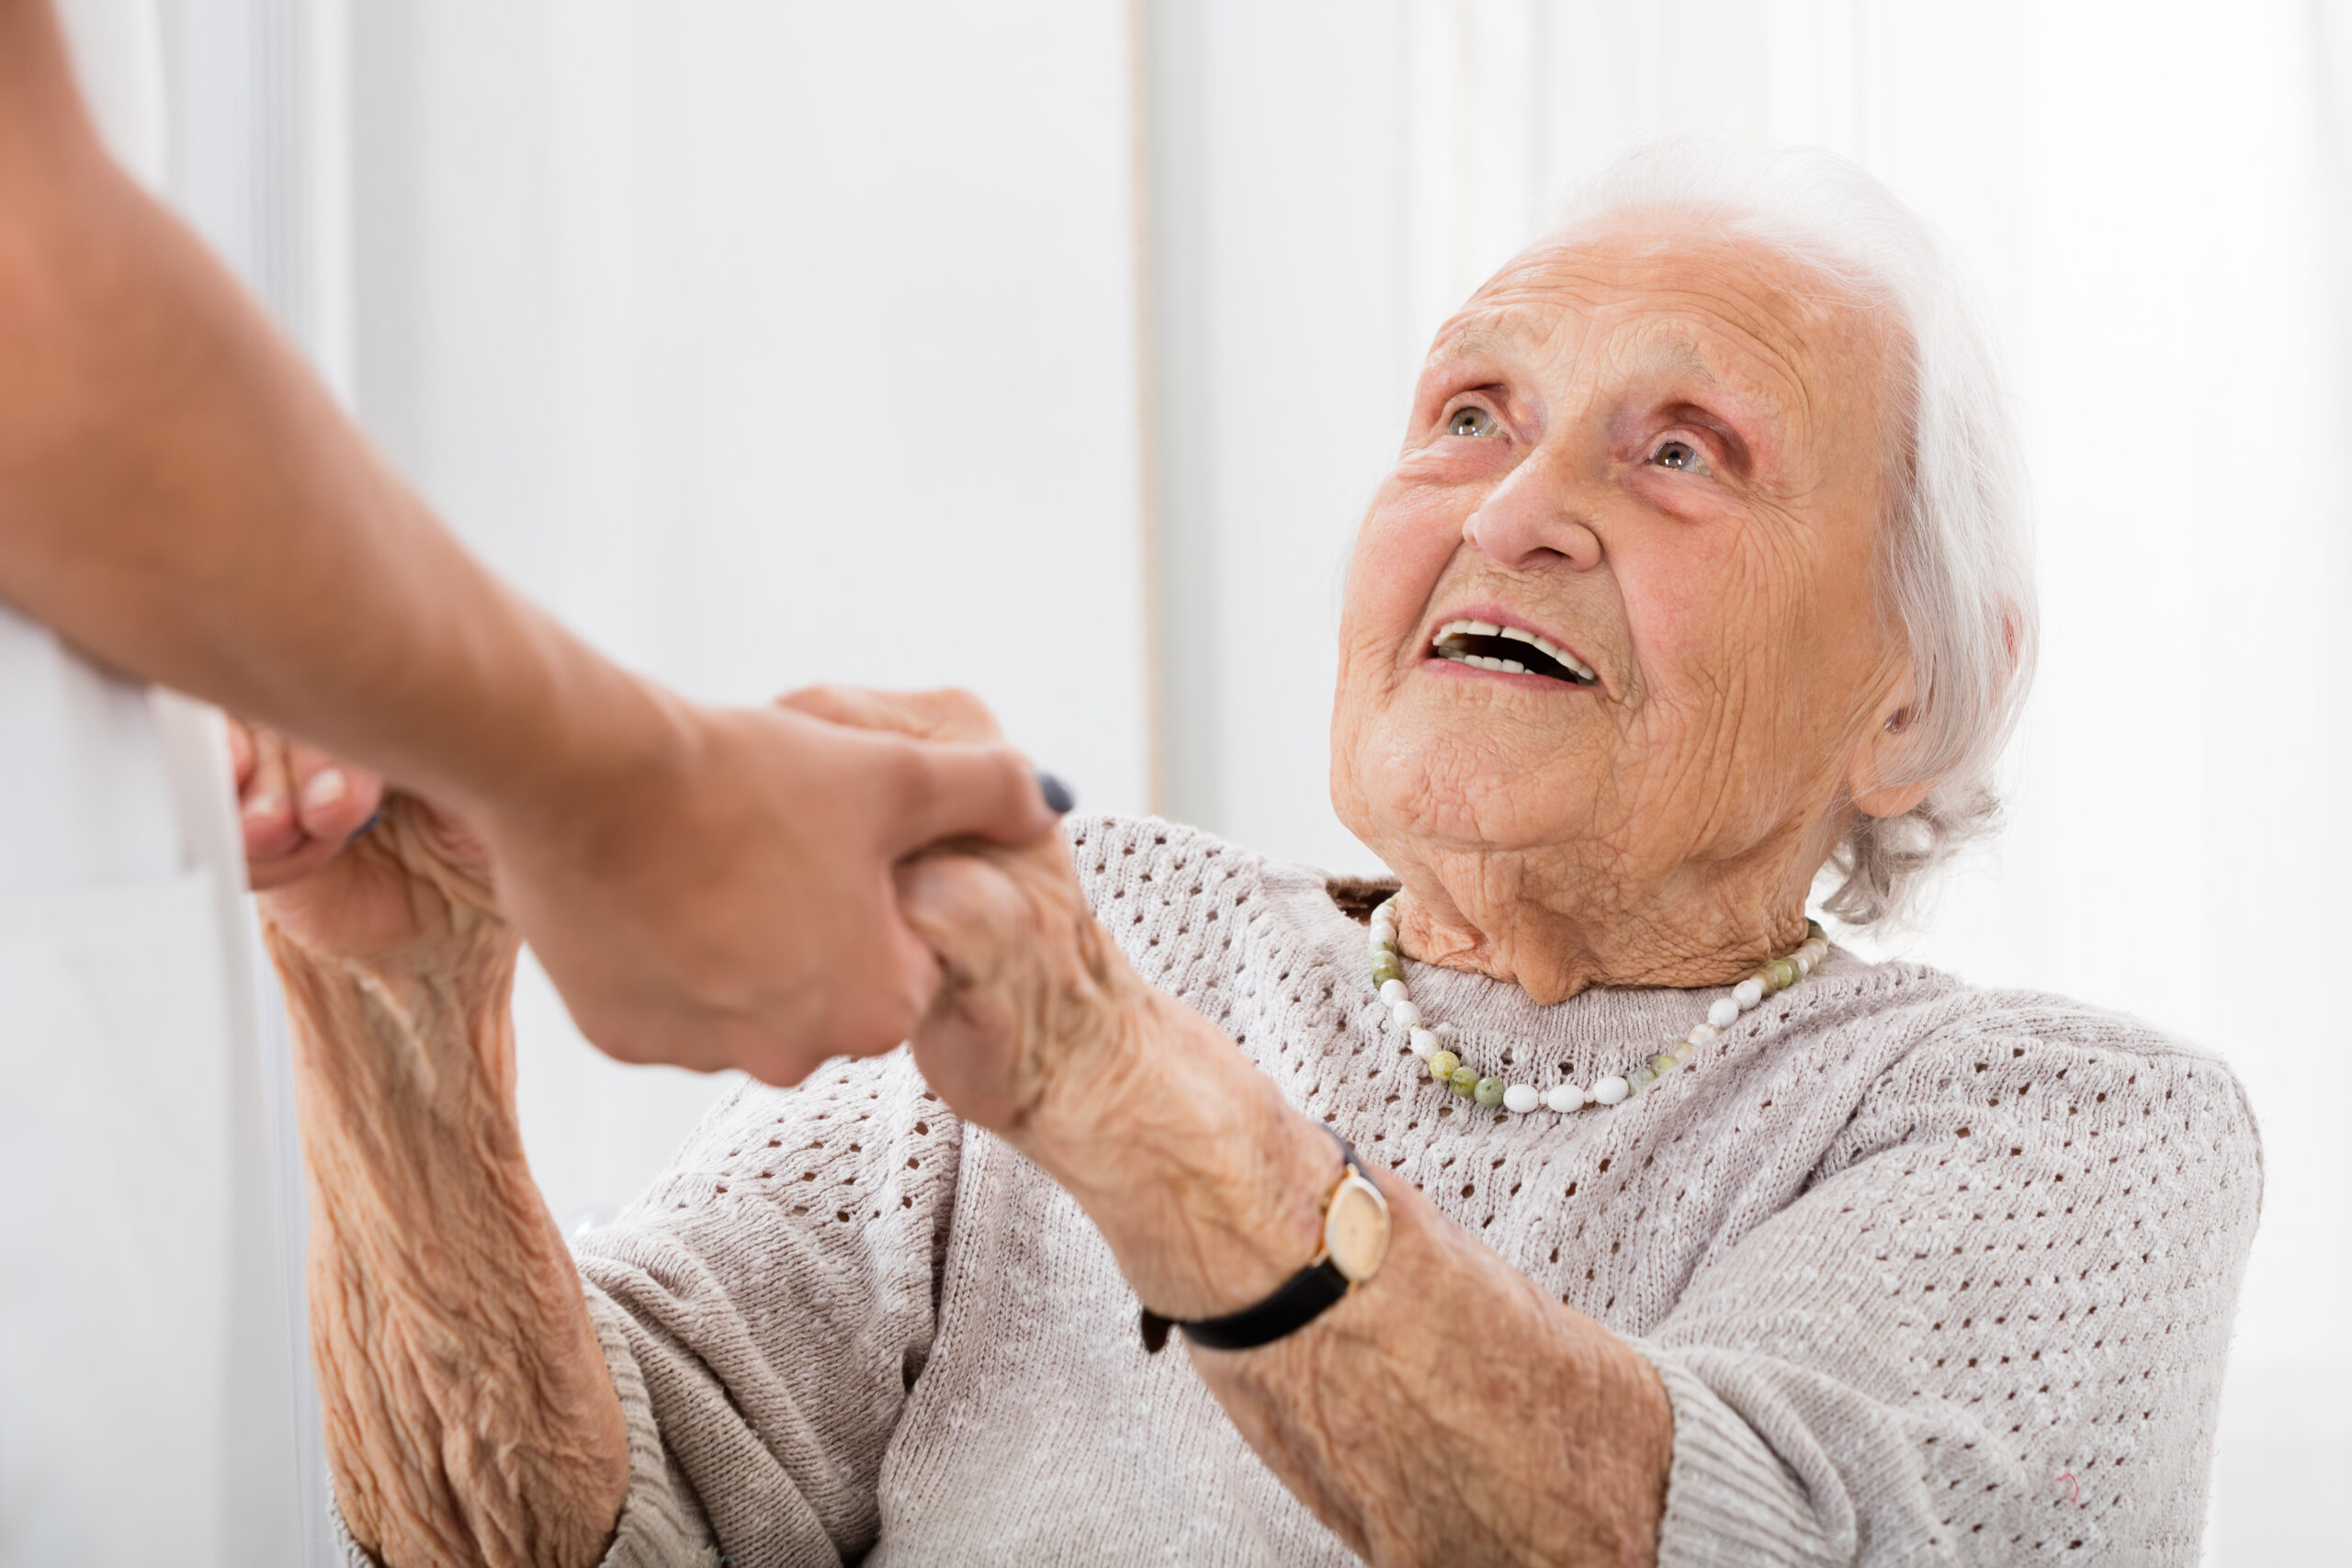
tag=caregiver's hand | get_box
[481,693,1063,1086]
[232,716,389,891]
[231,694,1067,1086]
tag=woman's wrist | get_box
[1018,985,1337,1322]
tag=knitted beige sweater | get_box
[494,815,2256,1566]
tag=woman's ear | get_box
[1846,668,1938,819]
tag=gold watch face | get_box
[1323,1173,1390,1283]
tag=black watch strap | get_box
[1138,1131,1369,1355]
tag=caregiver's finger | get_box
[874,734,1066,858]
[775,683,1008,746]
[286,739,383,845]
[227,712,256,786]
[239,727,306,860]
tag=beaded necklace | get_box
[1365,896,1828,1114]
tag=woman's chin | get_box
[1350,735,1602,855]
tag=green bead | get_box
[1628,1066,1656,1089]
[1429,1050,1459,1081]
[1372,958,1402,986]
[1473,1077,1506,1107]
[1807,919,1826,942]
[1769,958,1798,989]
[1649,1054,1679,1077]
[1449,1066,1478,1097]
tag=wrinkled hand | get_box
[231,715,503,971]
[779,687,1136,1133]
[473,690,1062,1085]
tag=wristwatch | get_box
[1139,1128,1390,1354]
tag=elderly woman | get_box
[259,143,2256,1567]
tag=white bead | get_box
[1793,953,1813,976]
[1389,999,1422,1030]
[1408,1028,1439,1059]
[1733,977,1765,1008]
[1369,931,1395,953]
[1593,1076,1631,1105]
[1503,1084,1540,1113]
[1685,1022,1718,1048]
[1378,977,1409,1004]
[1544,1084,1585,1112]
[1707,998,1738,1029]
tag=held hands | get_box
[233,689,1070,1089]
[471,694,1062,1085]
[781,686,1143,1137]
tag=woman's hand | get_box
[236,717,625,1568]
[232,715,503,975]
[776,686,1136,1133]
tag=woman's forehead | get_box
[1430,225,1889,427]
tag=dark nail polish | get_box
[349,809,384,842]
[1036,772,1076,815]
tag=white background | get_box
[144,1,2352,1559]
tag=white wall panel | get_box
[345,1,1150,1227]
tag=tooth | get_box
[1499,626,1533,644]
[1467,620,1499,637]
[1439,620,1476,638]
[1498,659,1526,673]
[1532,634,1564,660]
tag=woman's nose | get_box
[1462,458,1602,571]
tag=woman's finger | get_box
[895,848,1033,980]
[245,831,358,892]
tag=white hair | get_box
[1549,136,2039,927]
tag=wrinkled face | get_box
[1331,215,1908,926]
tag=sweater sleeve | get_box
[559,1047,967,1568]
[1635,1014,2259,1566]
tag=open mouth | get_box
[1430,618,1598,685]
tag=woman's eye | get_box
[1648,437,1712,475]
[1447,406,1501,438]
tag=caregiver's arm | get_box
[0,0,1057,1080]
[899,842,1671,1568]
[260,795,628,1568]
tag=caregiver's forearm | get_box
[0,4,669,822]
[269,926,628,1568]
[1023,996,1671,1568]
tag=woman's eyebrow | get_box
[1625,336,1783,435]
